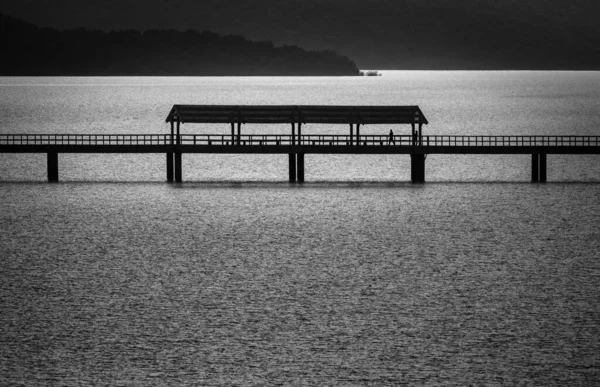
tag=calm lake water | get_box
[1,72,600,385]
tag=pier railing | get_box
[0,134,171,146]
[1,134,600,147]
[418,135,600,147]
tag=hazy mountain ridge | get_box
[0,14,359,76]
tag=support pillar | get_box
[176,120,181,145]
[175,152,182,182]
[297,153,305,182]
[410,154,425,183]
[298,123,302,145]
[356,124,360,146]
[231,123,235,145]
[237,123,241,145]
[539,153,547,182]
[288,153,296,182]
[166,153,174,182]
[47,152,58,182]
[531,154,539,182]
[349,124,354,146]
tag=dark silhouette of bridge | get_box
[1,105,599,182]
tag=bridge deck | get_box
[2,134,600,154]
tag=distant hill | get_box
[3,1,598,70]
[0,14,359,76]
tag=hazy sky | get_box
[3,0,599,68]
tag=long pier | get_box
[2,134,599,183]
[1,105,599,182]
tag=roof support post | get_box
[291,123,296,146]
[411,123,416,146]
[349,124,354,146]
[237,122,241,145]
[170,120,174,145]
[176,120,181,145]
[357,124,361,145]
[418,123,423,146]
[231,123,235,145]
[298,122,302,145]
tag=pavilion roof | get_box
[166,105,428,125]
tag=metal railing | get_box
[420,135,600,147]
[178,134,415,146]
[1,134,599,147]
[0,134,171,146]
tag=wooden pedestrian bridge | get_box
[1,105,599,182]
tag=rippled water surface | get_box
[1,73,600,385]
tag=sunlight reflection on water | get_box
[1,73,600,385]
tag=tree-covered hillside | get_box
[0,14,359,76]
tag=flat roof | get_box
[166,105,428,125]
